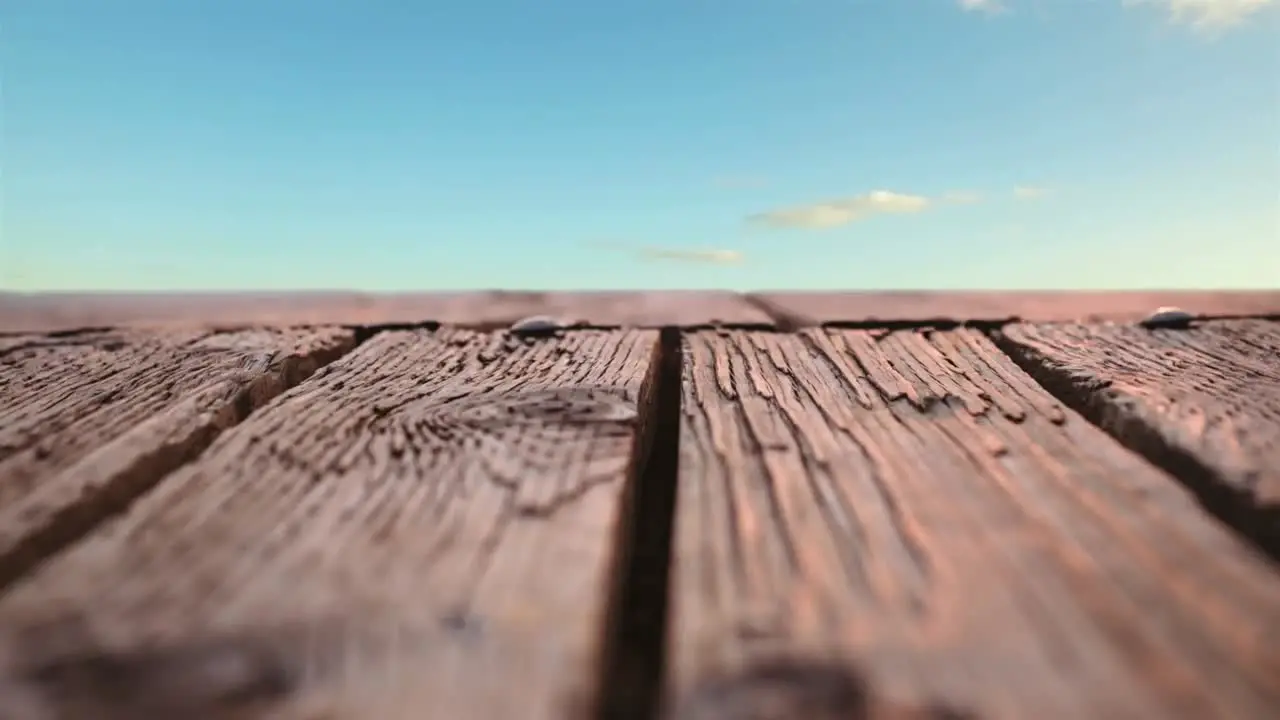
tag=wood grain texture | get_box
[750,290,1280,326]
[996,319,1280,553]
[0,290,772,332]
[0,327,356,590]
[0,328,660,720]
[670,328,1280,720]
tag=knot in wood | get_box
[436,387,638,429]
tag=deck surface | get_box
[0,290,1278,720]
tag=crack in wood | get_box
[0,328,359,593]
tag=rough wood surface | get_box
[0,328,660,720]
[0,327,355,591]
[0,290,772,332]
[750,290,1280,326]
[670,328,1280,720]
[996,319,1280,554]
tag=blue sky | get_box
[3,0,1277,291]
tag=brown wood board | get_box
[669,328,1280,720]
[0,327,356,591]
[750,290,1280,325]
[0,290,773,333]
[0,328,661,720]
[995,319,1280,554]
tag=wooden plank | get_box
[750,290,1280,326]
[670,328,1280,719]
[0,292,377,333]
[995,319,1280,554]
[0,290,772,333]
[0,327,355,590]
[0,328,661,720]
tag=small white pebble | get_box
[509,315,564,335]
[1140,306,1195,329]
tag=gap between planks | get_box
[0,326,683,720]
[616,321,1280,720]
[0,326,363,593]
[3,321,1277,719]
[992,320,1280,561]
[596,327,683,720]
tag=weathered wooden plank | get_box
[0,328,661,720]
[670,328,1280,719]
[0,327,355,590]
[996,319,1280,554]
[750,290,1280,326]
[0,290,772,332]
[0,292,376,333]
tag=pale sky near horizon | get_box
[3,0,1278,292]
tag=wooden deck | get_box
[0,290,1278,720]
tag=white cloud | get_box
[1013,186,1051,200]
[589,240,744,264]
[1126,0,1275,28]
[747,185,1048,231]
[638,247,745,265]
[958,0,1005,13]
[964,0,1275,27]
[748,190,931,229]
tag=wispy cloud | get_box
[590,240,745,265]
[746,185,1044,230]
[962,0,1275,28]
[1013,186,1051,200]
[748,190,931,230]
[638,247,745,265]
[1125,0,1275,28]
[958,0,1005,14]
